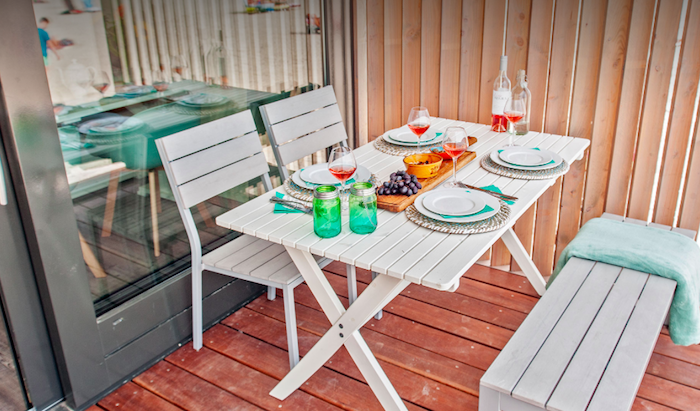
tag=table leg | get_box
[272,246,409,411]
[346,264,357,305]
[372,271,383,320]
[149,170,160,257]
[101,169,120,237]
[501,228,546,295]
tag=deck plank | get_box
[637,373,700,411]
[98,382,184,411]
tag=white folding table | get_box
[216,118,590,410]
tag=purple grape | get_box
[398,181,404,187]
[391,188,397,194]
[383,182,390,188]
[415,182,422,189]
[400,186,408,195]
[412,187,419,194]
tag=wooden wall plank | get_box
[605,0,657,215]
[533,0,581,276]
[384,0,403,130]
[555,0,607,262]
[356,0,369,146]
[582,0,634,224]
[438,0,463,119]
[420,0,442,115]
[401,0,422,123]
[655,0,700,226]
[458,0,485,122]
[493,0,532,267]
[525,0,555,132]
[679,105,700,233]
[367,0,385,140]
[628,0,685,221]
[477,0,507,125]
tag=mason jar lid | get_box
[314,185,339,199]
[350,182,376,197]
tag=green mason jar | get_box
[349,182,377,234]
[313,185,342,238]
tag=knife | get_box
[456,182,519,201]
[269,197,312,214]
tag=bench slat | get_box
[512,263,623,408]
[586,274,675,411]
[546,269,649,411]
[480,258,596,394]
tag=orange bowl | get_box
[403,153,443,178]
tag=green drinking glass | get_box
[313,185,341,238]
[349,182,377,234]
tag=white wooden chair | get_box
[260,86,379,314]
[156,110,310,369]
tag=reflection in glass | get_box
[35,0,325,314]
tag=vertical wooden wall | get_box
[355,0,700,275]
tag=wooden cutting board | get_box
[377,145,478,213]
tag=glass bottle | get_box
[205,31,230,87]
[491,56,511,132]
[349,182,377,234]
[513,70,532,135]
[313,186,341,238]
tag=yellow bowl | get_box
[403,153,443,179]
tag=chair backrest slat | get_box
[275,122,347,166]
[156,110,270,209]
[269,103,344,146]
[262,85,339,125]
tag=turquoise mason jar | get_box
[349,182,377,234]
[313,185,342,238]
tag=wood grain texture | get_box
[605,0,657,215]
[99,382,184,411]
[458,0,485,122]
[679,106,700,232]
[420,0,442,114]
[384,0,403,131]
[555,0,607,262]
[526,0,555,131]
[377,148,477,212]
[637,373,700,411]
[534,0,581,275]
[401,0,422,122]
[655,0,700,225]
[582,0,633,224]
[505,0,531,81]
[438,0,463,119]
[367,0,385,140]
[355,0,370,146]
[477,0,507,124]
[628,0,684,221]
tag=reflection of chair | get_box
[260,86,373,311]
[156,110,314,369]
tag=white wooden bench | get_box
[479,213,697,411]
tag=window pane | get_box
[34,0,324,315]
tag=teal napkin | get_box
[273,192,303,214]
[548,218,700,346]
[498,147,555,166]
[439,204,494,219]
[479,185,515,205]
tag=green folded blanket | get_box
[548,218,700,346]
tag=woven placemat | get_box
[480,155,570,180]
[373,135,445,156]
[165,102,239,117]
[405,200,511,234]
[283,174,380,204]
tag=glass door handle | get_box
[0,160,7,205]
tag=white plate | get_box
[176,93,229,107]
[382,125,442,145]
[490,148,563,171]
[293,164,371,188]
[422,190,486,216]
[499,147,554,166]
[78,116,145,135]
[414,189,500,223]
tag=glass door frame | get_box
[0,1,265,409]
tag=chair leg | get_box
[267,286,276,301]
[347,264,358,305]
[283,286,300,369]
[149,170,160,257]
[154,167,162,213]
[372,271,383,320]
[101,169,120,237]
[79,232,107,278]
[192,267,203,350]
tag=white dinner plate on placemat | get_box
[490,149,563,171]
[293,164,371,188]
[175,93,229,108]
[414,189,500,223]
[499,147,554,167]
[382,125,442,146]
[78,115,145,135]
[422,189,486,216]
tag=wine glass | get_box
[328,146,357,211]
[91,70,110,96]
[152,69,169,92]
[503,96,526,147]
[442,127,469,188]
[407,106,431,150]
[171,55,189,81]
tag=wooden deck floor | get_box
[89,262,700,411]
